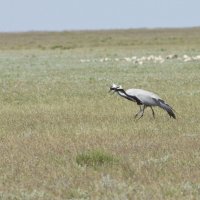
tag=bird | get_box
[109,83,176,119]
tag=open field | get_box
[1,28,200,199]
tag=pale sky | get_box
[0,0,199,32]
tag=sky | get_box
[0,0,199,32]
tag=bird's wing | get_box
[127,89,162,106]
[136,89,161,99]
[125,89,143,104]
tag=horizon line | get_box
[0,26,200,34]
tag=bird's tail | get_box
[158,100,176,119]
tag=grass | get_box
[0,28,200,199]
[76,150,119,167]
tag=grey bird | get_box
[109,84,176,119]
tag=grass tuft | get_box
[76,150,119,167]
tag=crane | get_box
[109,84,176,119]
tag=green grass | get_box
[1,28,200,199]
[76,150,119,167]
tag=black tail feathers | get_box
[158,100,176,119]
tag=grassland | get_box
[0,28,200,199]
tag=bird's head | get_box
[109,83,123,93]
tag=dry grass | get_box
[0,28,200,199]
[0,27,200,50]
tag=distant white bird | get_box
[109,84,176,119]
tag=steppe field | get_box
[1,28,200,199]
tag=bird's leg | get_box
[134,105,142,118]
[137,105,146,120]
[150,106,155,118]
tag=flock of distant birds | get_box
[80,54,200,65]
[80,53,200,119]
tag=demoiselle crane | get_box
[109,84,176,119]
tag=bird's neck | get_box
[117,89,127,98]
[116,88,141,104]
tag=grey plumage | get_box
[109,84,176,119]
